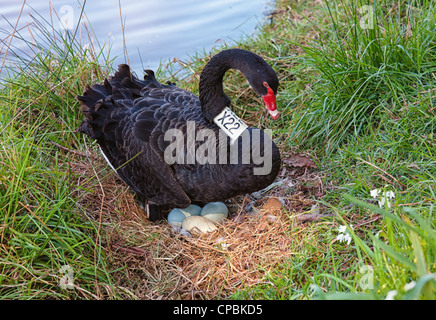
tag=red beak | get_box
[262,82,279,120]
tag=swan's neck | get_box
[199,58,231,122]
[199,50,252,122]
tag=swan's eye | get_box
[263,81,274,96]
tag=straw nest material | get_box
[71,149,324,299]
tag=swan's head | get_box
[261,82,278,120]
[199,49,280,121]
[245,58,279,120]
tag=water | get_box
[0,0,272,73]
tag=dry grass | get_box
[68,146,325,300]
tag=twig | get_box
[296,213,333,223]
[358,158,406,190]
[49,141,92,158]
[352,215,382,228]
[112,244,146,255]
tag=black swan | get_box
[77,48,281,221]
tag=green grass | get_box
[0,5,125,299]
[1,0,435,300]
[227,0,436,300]
[293,0,436,151]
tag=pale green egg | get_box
[167,204,202,227]
[183,204,202,216]
[201,202,229,224]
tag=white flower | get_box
[370,189,380,198]
[336,224,353,245]
[344,234,352,245]
[378,197,393,208]
[385,190,395,199]
[336,233,346,242]
[404,281,416,291]
[385,290,398,300]
[372,188,395,208]
[336,233,352,245]
[378,197,386,208]
[337,225,347,233]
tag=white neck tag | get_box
[213,107,248,143]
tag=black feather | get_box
[76,49,281,221]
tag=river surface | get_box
[0,0,272,73]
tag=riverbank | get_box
[0,0,435,300]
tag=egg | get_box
[200,202,229,224]
[184,204,202,216]
[167,204,202,227]
[182,215,217,234]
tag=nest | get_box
[171,198,293,299]
[69,149,324,299]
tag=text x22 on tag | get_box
[213,107,248,144]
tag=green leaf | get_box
[372,237,417,273]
